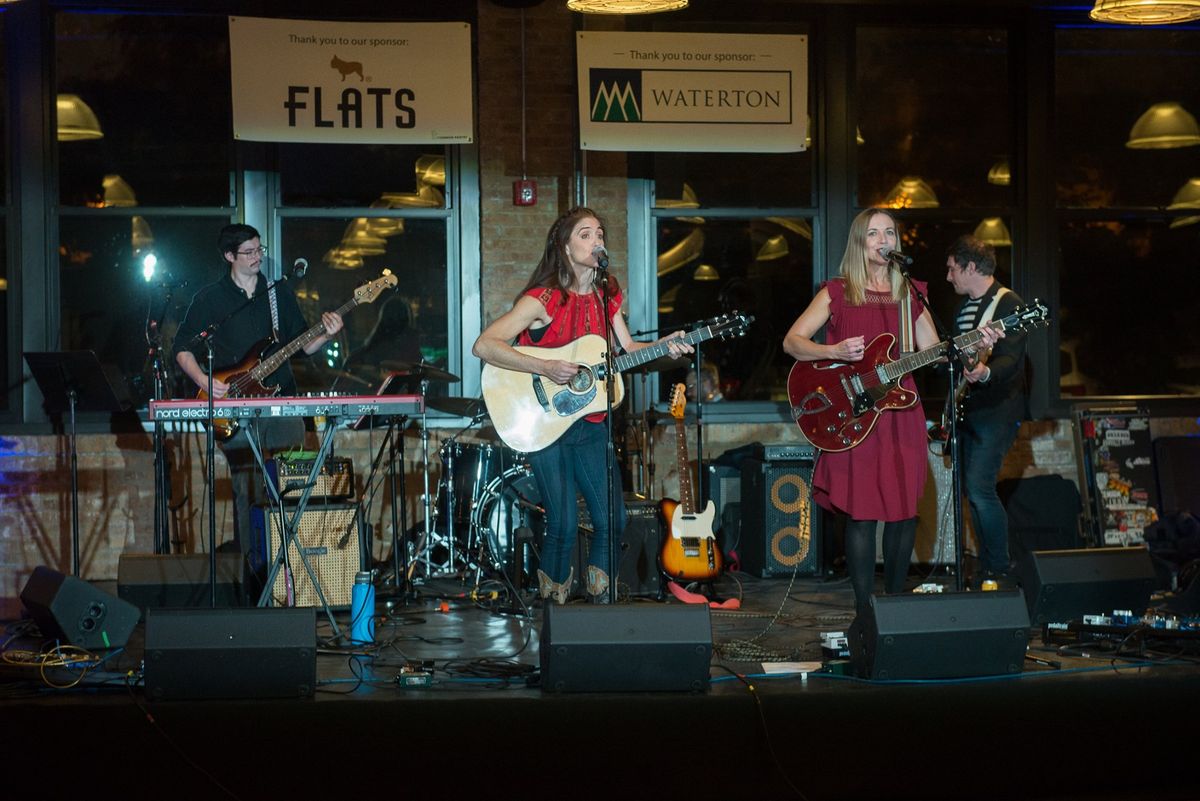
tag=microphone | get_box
[592,245,609,271]
[292,258,309,278]
[879,247,914,267]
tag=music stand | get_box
[24,351,127,577]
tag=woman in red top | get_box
[784,208,999,617]
[473,207,689,603]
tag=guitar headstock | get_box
[706,311,755,340]
[669,383,687,420]
[354,271,399,305]
[1005,300,1050,333]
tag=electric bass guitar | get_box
[787,301,1048,452]
[198,272,397,440]
[659,383,723,582]
[481,312,752,453]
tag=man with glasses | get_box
[175,223,343,595]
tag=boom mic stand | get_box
[898,267,966,591]
[598,269,619,604]
[145,284,177,555]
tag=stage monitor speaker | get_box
[738,457,821,577]
[850,591,1030,680]
[117,553,243,614]
[19,566,139,650]
[260,503,364,608]
[576,496,662,597]
[1017,546,1157,625]
[540,604,711,692]
[144,607,316,700]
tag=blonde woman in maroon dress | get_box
[783,208,999,616]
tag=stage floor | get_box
[3,568,1199,801]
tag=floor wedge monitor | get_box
[1017,546,1157,625]
[540,604,711,692]
[850,591,1030,680]
[19,565,139,650]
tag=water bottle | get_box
[350,571,376,645]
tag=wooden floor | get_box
[3,566,1199,801]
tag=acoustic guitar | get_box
[658,383,723,583]
[198,272,397,440]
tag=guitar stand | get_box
[251,416,345,637]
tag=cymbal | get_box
[427,396,487,418]
[380,360,460,383]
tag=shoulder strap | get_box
[898,290,915,355]
[978,286,1010,325]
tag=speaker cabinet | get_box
[540,604,711,692]
[576,496,663,597]
[19,566,140,650]
[1017,546,1157,625]
[118,553,243,613]
[850,591,1030,680]
[738,457,821,577]
[144,607,316,700]
[260,504,364,608]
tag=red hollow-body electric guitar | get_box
[787,302,1049,452]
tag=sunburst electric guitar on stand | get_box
[198,272,397,440]
[658,383,723,582]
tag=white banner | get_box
[229,17,473,144]
[577,31,808,153]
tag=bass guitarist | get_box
[472,207,690,604]
[174,224,343,581]
[945,234,1026,588]
[783,208,1000,619]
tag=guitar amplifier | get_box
[739,457,822,577]
[260,503,364,608]
[268,455,354,502]
[576,495,663,597]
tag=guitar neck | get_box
[880,318,1004,384]
[613,324,715,374]
[673,417,695,515]
[252,296,358,380]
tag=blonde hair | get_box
[838,208,906,305]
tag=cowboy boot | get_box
[586,565,611,604]
[538,567,574,605]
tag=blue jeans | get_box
[525,419,626,584]
[961,412,1020,574]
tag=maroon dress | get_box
[811,278,929,522]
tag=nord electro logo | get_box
[590,69,642,122]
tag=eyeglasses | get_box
[236,245,268,258]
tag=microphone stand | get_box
[597,266,619,604]
[897,265,966,591]
[145,283,177,555]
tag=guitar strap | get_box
[898,290,915,355]
[978,286,1010,327]
[268,283,281,342]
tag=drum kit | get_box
[381,353,680,594]
[367,359,542,589]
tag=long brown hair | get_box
[517,206,618,302]
[839,208,906,305]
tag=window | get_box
[1055,27,1200,397]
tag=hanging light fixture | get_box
[987,159,1011,186]
[1168,177,1200,228]
[883,176,939,209]
[567,0,687,13]
[131,216,155,255]
[973,218,1012,247]
[1126,102,1200,149]
[102,175,138,207]
[56,94,104,141]
[692,263,720,281]
[340,218,387,257]
[1090,0,1200,24]
[755,235,789,261]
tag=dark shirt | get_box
[174,272,309,396]
[956,281,1028,421]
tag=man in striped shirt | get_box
[946,235,1028,586]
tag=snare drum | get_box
[436,441,523,535]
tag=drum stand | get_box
[407,377,460,581]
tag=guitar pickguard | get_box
[551,385,597,416]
